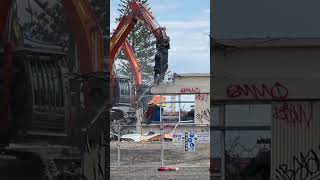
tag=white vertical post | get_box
[160,95,164,167]
[99,131,104,180]
[178,95,181,123]
[117,123,121,166]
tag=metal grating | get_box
[26,55,67,133]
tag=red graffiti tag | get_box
[226,82,288,99]
[181,87,200,94]
[196,94,209,101]
[273,103,312,127]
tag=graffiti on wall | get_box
[275,145,320,180]
[181,87,200,94]
[181,87,209,101]
[226,81,288,99]
[273,102,312,127]
[196,108,210,124]
[196,94,209,102]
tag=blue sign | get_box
[185,131,196,152]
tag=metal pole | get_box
[98,131,103,180]
[219,105,226,180]
[95,33,98,71]
[117,123,121,166]
[160,95,164,167]
[178,95,181,123]
[7,7,13,43]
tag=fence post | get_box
[160,95,164,167]
[179,95,181,123]
[220,105,226,180]
[117,122,121,166]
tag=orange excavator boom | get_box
[110,0,170,86]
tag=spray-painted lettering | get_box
[273,103,312,127]
[196,108,210,124]
[276,145,320,180]
[181,87,200,94]
[226,82,288,99]
[196,94,209,101]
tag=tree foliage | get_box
[22,0,107,52]
[113,0,156,84]
[22,0,69,49]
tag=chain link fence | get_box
[211,104,271,180]
[110,123,210,168]
[110,93,210,179]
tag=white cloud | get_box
[150,2,182,12]
[110,0,210,74]
[203,9,210,14]
[110,22,116,32]
[160,20,209,30]
[160,19,210,70]
[167,30,210,59]
[152,4,180,11]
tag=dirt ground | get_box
[110,141,211,180]
[111,166,212,180]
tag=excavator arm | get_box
[0,0,15,137]
[123,40,142,86]
[61,0,107,115]
[0,0,12,35]
[110,0,170,86]
[61,0,104,74]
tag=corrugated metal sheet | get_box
[272,101,320,180]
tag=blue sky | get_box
[110,0,210,74]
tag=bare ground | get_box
[110,142,211,180]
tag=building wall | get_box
[152,75,210,124]
[272,101,320,180]
[212,0,320,178]
[212,47,320,179]
[212,47,320,101]
[212,0,320,39]
[213,48,320,78]
[194,94,210,124]
[175,75,210,124]
[175,76,210,87]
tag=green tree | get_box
[22,0,69,49]
[113,0,156,85]
[22,0,108,71]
